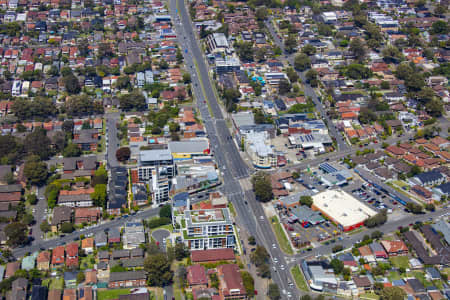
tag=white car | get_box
[260,216,264,220]
[280,265,285,270]
[272,243,276,249]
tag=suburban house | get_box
[58,188,95,207]
[217,264,247,299]
[37,251,50,271]
[65,243,79,268]
[51,246,65,268]
[73,129,100,151]
[380,240,408,257]
[51,206,73,232]
[74,207,102,224]
[410,171,445,186]
[190,248,235,263]
[187,265,208,289]
[108,271,147,288]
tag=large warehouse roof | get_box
[312,189,377,228]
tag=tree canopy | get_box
[251,172,272,202]
[144,253,173,286]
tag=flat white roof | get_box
[312,189,377,228]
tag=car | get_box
[260,216,264,220]
[74,237,80,241]
[280,265,285,270]
[272,243,276,249]
[244,201,248,205]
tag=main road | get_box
[170,1,298,297]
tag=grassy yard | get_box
[291,265,309,292]
[79,254,95,270]
[97,289,130,300]
[387,271,402,282]
[360,293,380,300]
[389,256,410,269]
[43,277,64,290]
[271,216,294,255]
[410,271,433,287]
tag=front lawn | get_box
[387,271,402,282]
[389,256,410,269]
[291,265,309,292]
[97,289,130,300]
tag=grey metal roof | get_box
[168,140,209,154]
[139,149,172,162]
[109,271,146,282]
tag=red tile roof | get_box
[190,248,235,263]
[187,265,208,286]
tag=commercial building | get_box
[288,134,333,154]
[244,131,277,169]
[301,260,338,292]
[137,149,174,181]
[205,33,229,53]
[168,139,210,161]
[311,189,377,231]
[180,208,236,251]
[122,221,146,249]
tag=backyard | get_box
[389,256,410,269]
[97,289,130,300]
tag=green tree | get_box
[299,195,313,207]
[251,172,272,202]
[63,143,82,157]
[278,78,292,95]
[24,128,52,160]
[305,69,318,86]
[61,222,74,233]
[268,283,281,300]
[64,95,104,116]
[40,220,50,233]
[236,41,254,62]
[116,147,131,162]
[286,67,299,83]
[406,202,423,214]
[318,23,333,36]
[144,253,173,287]
[159,204,172,218]
[250,245,269,266]
[302,44,316,56]
[119,90,147,111]
[4,222,28,247]
[174,243,188,261]
[284,35,298,53]
[92,165,108,186]
[349,38,366,61]
[91,184,107,208]
[24,156,48,186]
[27,194,37,205]
[255,6,268,21]
[330,258,344,274]
[76,271,85,284]
[241,271,255,297]
[294,53,311,71]
[431,20,449,34]
[22,214,34,226]
[63,74,81,94]
[116,76,131,89]
[182,73,191,84]
[381,286,406,300]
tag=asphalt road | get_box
[170,1,298,298]
[30,186,47,244]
